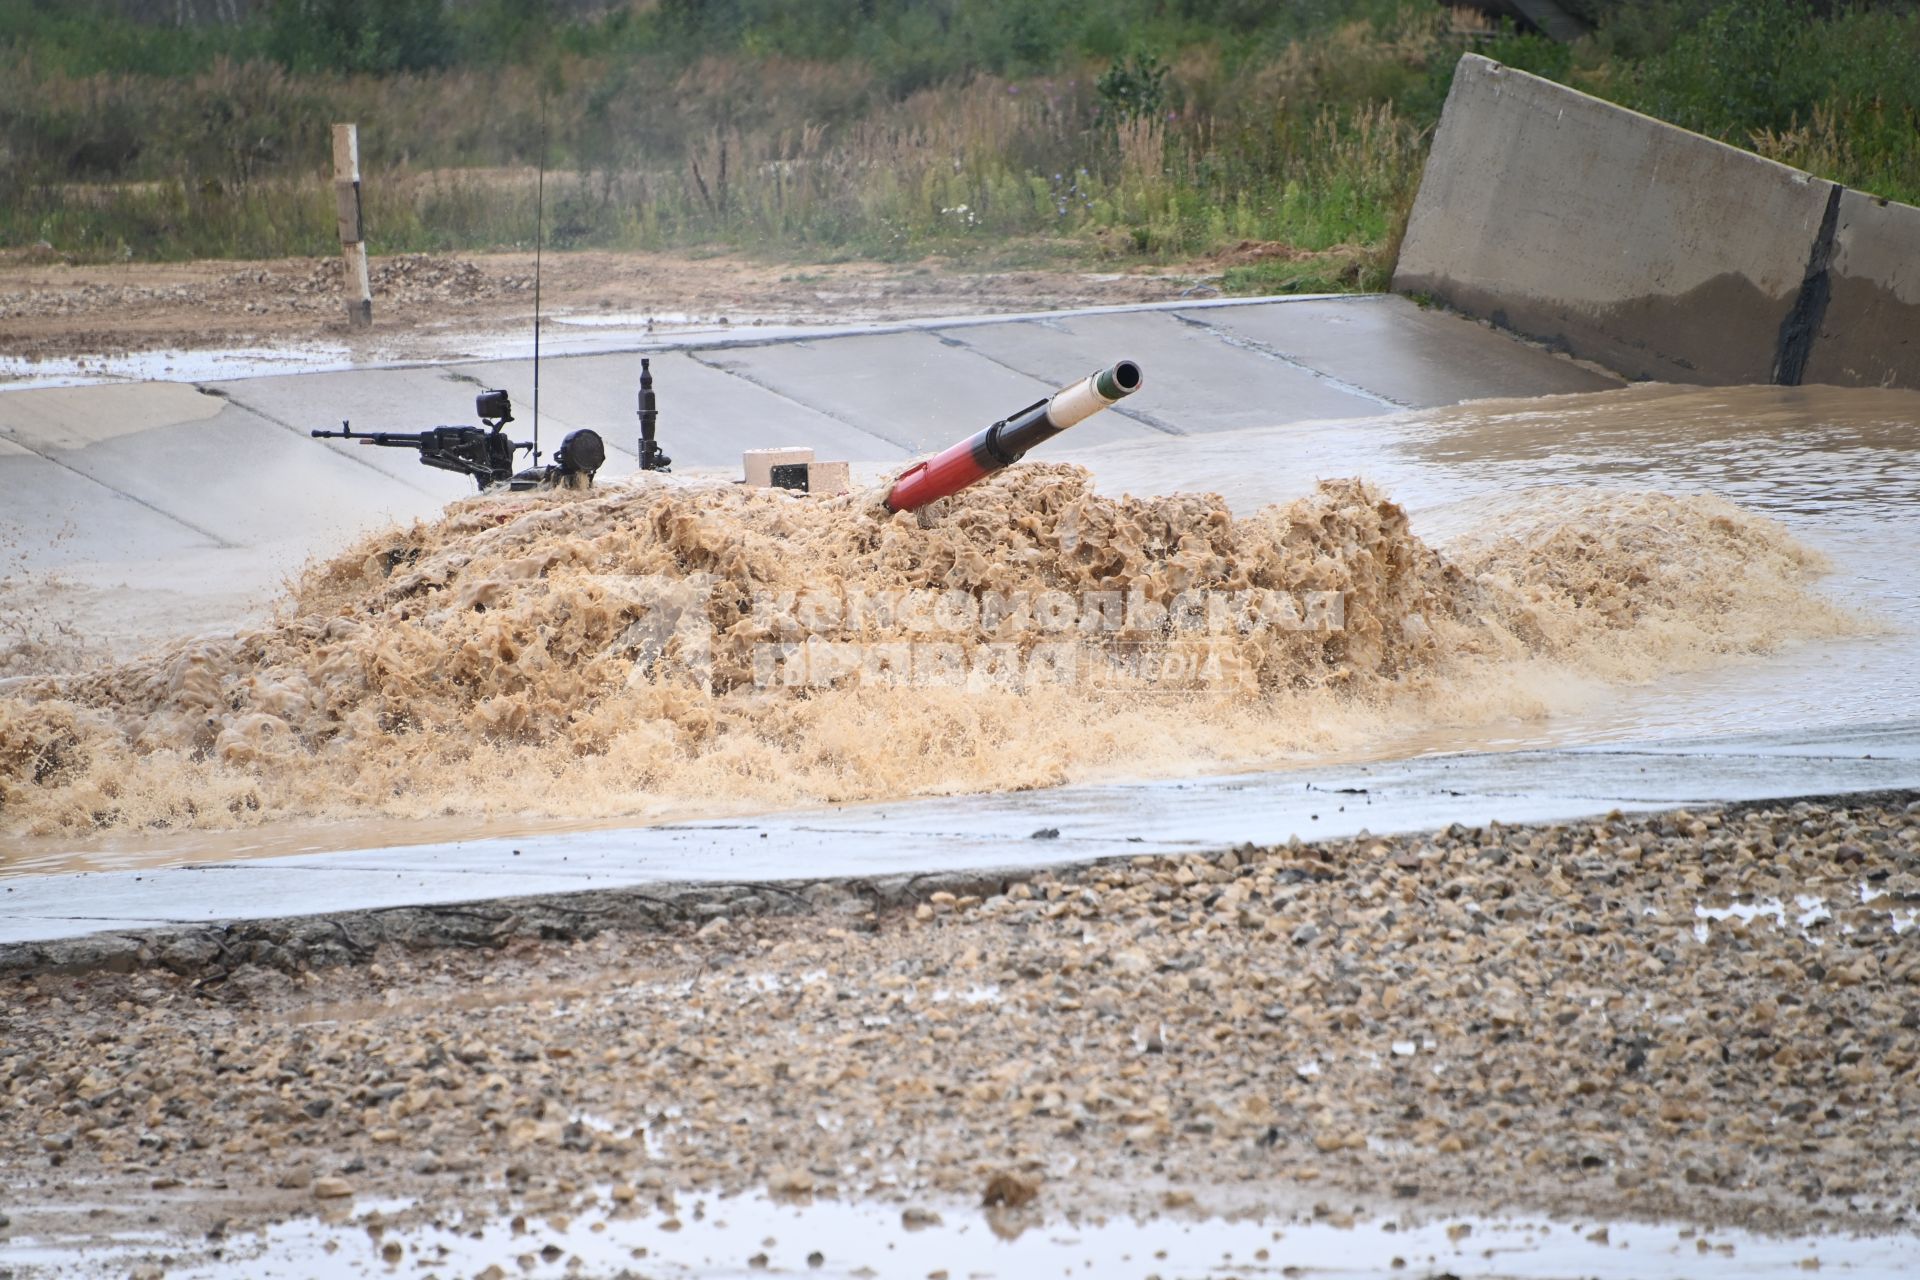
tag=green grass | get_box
[1221,252,1385,297]
[2,1,1916,284]
[1578,0,1920,204]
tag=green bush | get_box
[1096,50,1170,125]
[0,0,259,76]
[1600,0,1920,202]
[264,0,455,74]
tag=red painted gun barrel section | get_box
[883,431,1000,514]
[885,359,1142,513]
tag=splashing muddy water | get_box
[1078,382,1920,749]
[0,379,1871,851]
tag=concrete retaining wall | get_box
[1395,54,1920,389]
[1806,190,1920,388]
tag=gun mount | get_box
[637,357,671,472]
[311,389,605,492]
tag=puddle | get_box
[0,310,1050,390]
[0,345,368,388]
[8,1189,1917,1279]
[1693,881,1920,945]
[550,311,744,329]
[0,321,754,390]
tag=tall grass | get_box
[2,0,1917,291]
[0,7,1450,269]
[1599,0,1920,202]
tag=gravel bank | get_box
[3,795,1917,1270]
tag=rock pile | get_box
[3,796,1915,1260]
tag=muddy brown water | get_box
[2,381,1914,875]
[1078,381,1919,747]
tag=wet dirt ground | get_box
[3,795,1918,1277]
[0,249,1210,372]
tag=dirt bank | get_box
[3,795,1916,1274]
[0,248,1213,369]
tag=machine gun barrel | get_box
[309,382,619,494]
[310,416,529,489]
[310,425,433,448]
[883,359,1142,513]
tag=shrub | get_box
[264,0,456,74]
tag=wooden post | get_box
[331,123,372,330]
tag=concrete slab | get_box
[1182,297,1623,406]
[943,310,1392,429]
[208,364,508,497]
[0,451,218,568]
[0,380,225,451]
[0,380,235,566]
[20,399,441,553]
[4,724,1912,946]
[459,349,913,470]
[694,329,1167,453]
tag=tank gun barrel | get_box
[884,359,1142,513]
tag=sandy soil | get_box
[0,248,1218,367]
[3,797,1917,1273]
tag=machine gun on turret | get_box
[310,389,605,492]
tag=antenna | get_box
[532,93,547,464]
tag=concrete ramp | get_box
[1,294,1618,640]
[0,381,439,568]
[0,291,1633,785]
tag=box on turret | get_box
[743,447,814,486]
[747,449,850,495]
